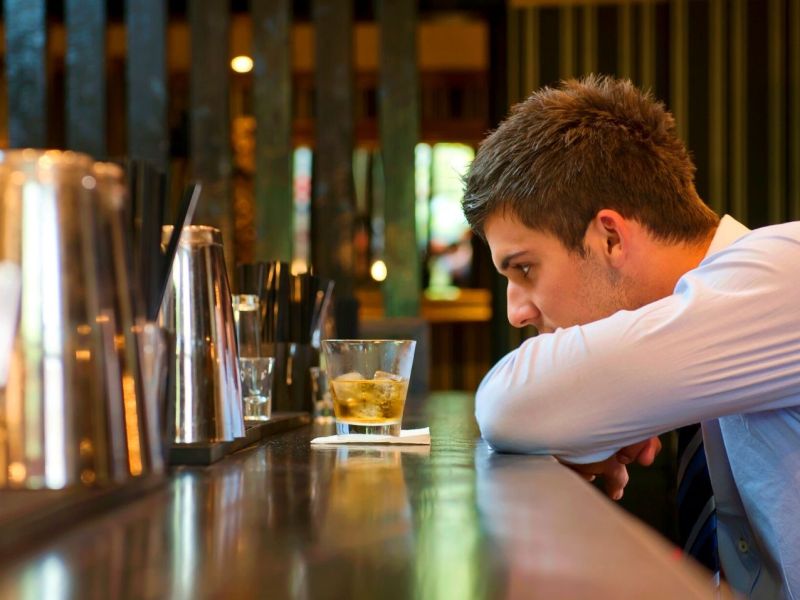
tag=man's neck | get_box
[633,226,717,305]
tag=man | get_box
[462,75,800,598]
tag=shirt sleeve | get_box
[475,227,800,463]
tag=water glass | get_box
[232,294,262,358]
[239,356,274,421]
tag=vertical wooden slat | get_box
[252,0,293,261]
[189,0,233,256]
[508,8,521,105]
[790,0,800,220]
[66,0,106,158]
[768,0,786,224]
[312,0,355,299]
[730,0,748,222]
[4,0,47,148]
[639,0,656,92]
[126,0,168,170]
[559,6,576,80]
[708,0,727,215]
[670,0,688,142]
[379,0,420,318]
[581,5,597,76]
[618,2,634,81]
[524,8,540,97]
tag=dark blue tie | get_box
[676,424,720,578]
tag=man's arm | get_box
[476,233,800,463]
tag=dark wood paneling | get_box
[4,0,47,148]
[126,0,168,170]
[189,0,233,257]
[312,0,355,298]
[252,0,293,262]
[66,0,106,158]
[379,0,421,317]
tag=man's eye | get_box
[515,264,531,277]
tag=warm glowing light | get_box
[231,55,254,73]
[370,260,388,282]
[290,259,308,275]
[8,462,26,483]
[122,374,143,476]
[79,438,93,456]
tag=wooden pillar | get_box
[189,0,233,259]
[523,8,540,98]
[767,0,786,223]
[708,0,727,215]
[378,0,420,318]
[730,0,748,222]
[126,0,168,171]
[581,5,597,76]
[670,0,688,142]
[790,0,800,220]
[252,0,293,262]
[507,8,521,105]
[559,6,576,80]
[312,0,356,300]
[639,0,656,92]
[4,0,47,148]
[617,2,634,81]
[66,0,106,158]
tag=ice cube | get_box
[336,371,364,381]
[373,370,403,381]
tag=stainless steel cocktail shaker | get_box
[159,225,245,443]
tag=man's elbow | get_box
[475,385,552,454]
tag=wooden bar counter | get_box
[0,393,729,599]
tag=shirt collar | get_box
[704,214,751,259]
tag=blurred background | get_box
[1,0,797,536]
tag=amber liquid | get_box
[330,378,409,425]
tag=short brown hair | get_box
[463,75,719,253]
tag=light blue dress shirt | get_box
[476,216,800,599]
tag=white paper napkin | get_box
[310,427,430,445]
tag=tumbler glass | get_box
[321,340,416,436]
[239,356,274,421]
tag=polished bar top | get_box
[0,393,726,599]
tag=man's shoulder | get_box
[716,220,800,261]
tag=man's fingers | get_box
[616,437,663,466]
[616,441,647,465]
[636,437,662,466]
[603,462,629,501]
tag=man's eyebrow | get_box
[499,251,528,271]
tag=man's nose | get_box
[506,282,540,329]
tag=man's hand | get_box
[615,436,662,467]
[561,437,663,501]
[565,456,629,500]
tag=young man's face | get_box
[484,212,633,332]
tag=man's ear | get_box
[585,209,629,268]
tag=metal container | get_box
[159,225,245,443]
[0,149,160,489]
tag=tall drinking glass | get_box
[232,294,262,358]
[321,340,416,436]
[232,294,273,421]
